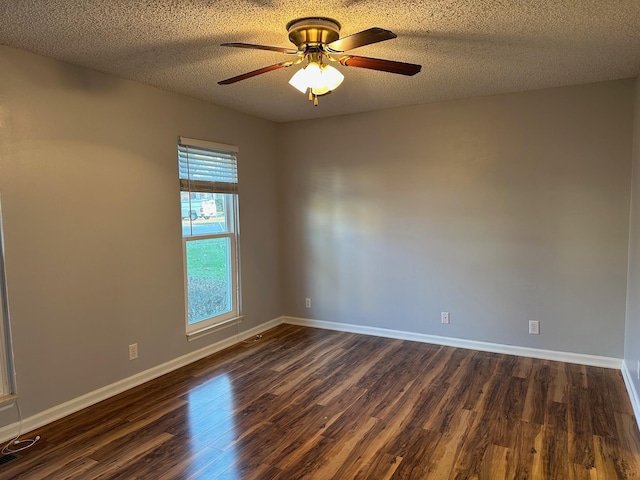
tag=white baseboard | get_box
[0,316,284,443]
[283,316,622,369]
[0,315,627,443]
[622,362,640,424]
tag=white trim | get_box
[187,316,243,341]
[178,136,238,153]
[0,395,16,412]
[283,316,622,369]
[0,315,627,443]
[0,317,283,443]
[622,361,640,425]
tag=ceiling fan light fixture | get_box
[288,62,344,96]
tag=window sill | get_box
[187,316,244,341]
[0,394,17,412]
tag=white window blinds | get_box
[178,137,238,194]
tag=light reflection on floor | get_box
[186,374,240,479]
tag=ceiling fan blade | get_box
[339,55,421,76]
[221,42,299,54]
[218,62,293,85]
[326,28,397,53]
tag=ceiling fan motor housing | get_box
[287,17,341,49]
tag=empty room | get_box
[1,1,640,478]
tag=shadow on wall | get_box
[7,52,120,94]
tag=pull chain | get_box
[306,89,320,106]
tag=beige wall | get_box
[0,46,281,420]
[625,78,640,391]
[278,80,635,357]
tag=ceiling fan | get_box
[218,17,422,105]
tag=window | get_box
[178,137,241,338]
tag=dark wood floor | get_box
[2,324,640,479]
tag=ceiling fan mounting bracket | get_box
[287,17,341,50]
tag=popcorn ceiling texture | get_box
[0,0,639,122]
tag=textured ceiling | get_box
[1,1,639,123]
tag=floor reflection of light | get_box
[186,374,240,478]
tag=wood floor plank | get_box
[504,419,543,479]
[569,462,599,480]
[548,361,569,403]
[490,376,528,448]
[380,382,449,458]
[80,432,174,480]
[513,355,534,379]
[479,444,509,480]
[593,434,630,480]
[546,400,568,432]
[460,352,500,411]
[615,411,640,460]
[450,416,496,479]
[0,415,126,479]
[269,346,362,402]
[308,415,380,479]
[135,441,216,478]
[354,453,402,480]
[588,368,619,438]
[237,401,338,469]
[37,456,99,480]
[540,425,570,480]
[422,407,476,479]
[566,363,589,388]
[178,447,239,480]
[522,362,551,425]
[568,386,596,469]
[3,324,640,479]
[235,462,283,480]
[388,428,442,479]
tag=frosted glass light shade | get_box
[320,64,344,91]
[288,68,310,93]
[288,62,345,96]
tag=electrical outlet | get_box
[528,321,540,335]
[441,312,450,324]
[129,343,138,360]
[305,298,311,308]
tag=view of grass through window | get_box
[186,237,231,324]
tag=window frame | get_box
[178,137,242,339]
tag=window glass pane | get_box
[185,237,232,324]
[181,193,231,237]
